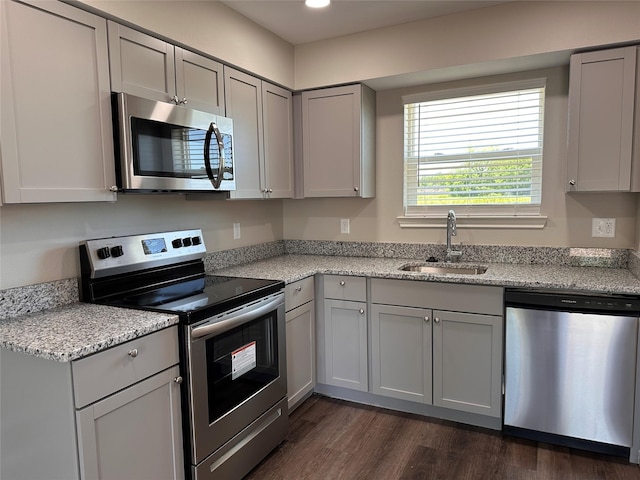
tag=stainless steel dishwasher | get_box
[504,288,639,457]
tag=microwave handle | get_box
[204,122,225,189]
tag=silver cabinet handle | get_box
[339,281,346,286]
[295,286,302,293]
[174,376,183,384]
[109,186,118,192]
[359,309,365,314]
[434,317,440,324]
[424,316,430,323]
[354,187,359,192]
[569,179,576,186]
[128,349,138,358]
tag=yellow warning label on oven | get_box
[231,341,257,380]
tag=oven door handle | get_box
[190,293,283,340]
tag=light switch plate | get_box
[592,218,615,238]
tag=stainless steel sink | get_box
[399,264,487,275]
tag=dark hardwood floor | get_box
[245,395,640,480]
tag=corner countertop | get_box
[3,253,640,363]
[212,254,640,295]
[0,303,179,362]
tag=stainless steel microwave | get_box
[112,92,235,193]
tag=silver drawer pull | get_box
[434,317,440,324]
[359,309,365,314]
[174,376,183,384]
[295,286,302,293]
[128,348,138,358]
[424,316,430,323]
[339,281,346,286]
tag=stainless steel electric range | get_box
[79,229,288,480]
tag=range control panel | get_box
[81,229,207,278]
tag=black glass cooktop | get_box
[104,275,284,324]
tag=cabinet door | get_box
[76,365,184,480]
[567,46,636,192]
[324,299,368,391]
[175,48,225,115]
[286,300,315,411]
[225,67,265,199]
[432,310,503,417]
[262,81,294,198]
[108,22,176,103]
[302,85,362,197]
[0,0,116,203]
[370,304,432,404]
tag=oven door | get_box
[185,291,287,464]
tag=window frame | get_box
[400,78,547,228]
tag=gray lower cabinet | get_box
[76,365,184,480]
[370,304,432,404]
[322,275,368,391]
[0,326,184,480]
[285,277,316,411]
[370,279,503,418]
[432,310,503,417]
[324,299,368,391]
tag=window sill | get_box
[398,215,548,229]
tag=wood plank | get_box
[246,396,640,480]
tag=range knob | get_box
[96,247,111,260]
[192,236,201,246]
[183,237,192,247]
[110,245,124,258]
[172,238,183,248]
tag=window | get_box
[403,79,545,219]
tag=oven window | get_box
[205,312,279,423]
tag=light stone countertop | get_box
[3,253,640,363]
[212,254,640,295]
[0,303,179,362]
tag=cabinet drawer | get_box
[371,278,503,315]
[285,276,314,312]
[72,326,179,409]
[323,275,366,302]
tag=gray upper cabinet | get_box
[300,84,376,198]
[0,0,116,203]
[225,67,294,199]
[108,22,225,115]
[567,46,637,192]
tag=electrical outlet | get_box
[233,223,241,240]
[591,218,615,238]
[340,218,350,234]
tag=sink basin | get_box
[399,264,487,275]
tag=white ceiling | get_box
[221,0,506,45]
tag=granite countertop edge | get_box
[212,254,640,295]
[0,303,180,363]
[4,254,640,363]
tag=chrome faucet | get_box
[446,210,462,262]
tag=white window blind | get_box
[403,79,545,217]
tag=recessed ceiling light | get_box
[305,0,330,8]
